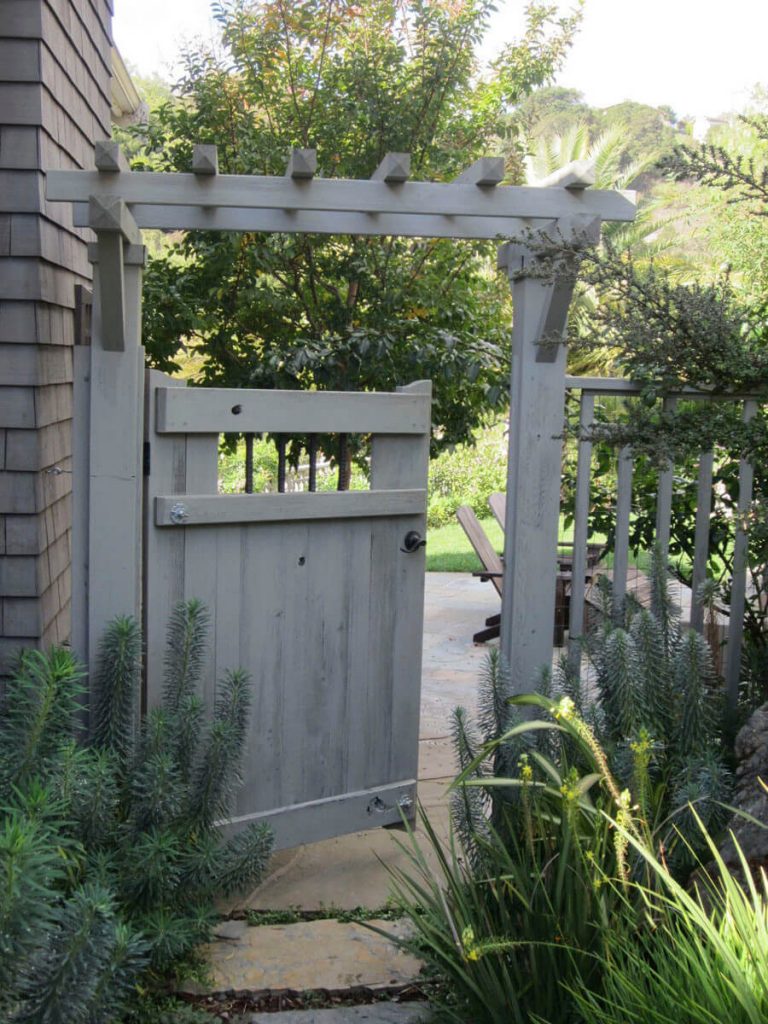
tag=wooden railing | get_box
[564,376,763,706]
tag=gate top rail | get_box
[155,385,431,435]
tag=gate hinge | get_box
[143,441,151,476]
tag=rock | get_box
[719,702,768,868]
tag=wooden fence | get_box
[564,376,763,706]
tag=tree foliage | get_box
[510,86,688,180]
[552,115,768,696]
[132,0,584,455]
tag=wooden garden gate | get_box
[52,140,637,849]
[143,372,431,849]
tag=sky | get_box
[113,0,768,122]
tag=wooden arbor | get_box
[48,143,636,693]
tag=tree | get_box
[554,116,768,699]
[511,85,601,145]
[601,100,682,171]
[132,0,584,476]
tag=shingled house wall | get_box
[0,0,114,672]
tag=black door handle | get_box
[400,531,427,553]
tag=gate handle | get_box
[400,530,427,553]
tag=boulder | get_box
[719,702,768,868]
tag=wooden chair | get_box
[457,505,576,645]
[462,497,607,646]
[455,505,504,643]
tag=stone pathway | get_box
[201,574,500,1013]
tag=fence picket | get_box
[689,449,715,633]
[724,399,757,707]
[567,391,594,677]
[654,396,677,564]
[613,445,633,618]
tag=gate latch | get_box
[400,531,426,553]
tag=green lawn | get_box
[425,516,653,573]
[425,517,504,572]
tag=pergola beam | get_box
[192,144,219,175]
[50,169,636,223]
[94,140,130,173]
[72,202,572,240]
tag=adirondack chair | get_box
[455,505,504,643]
[457,504,577,645]
[462,497,608,646]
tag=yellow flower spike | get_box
[553,696,575,721]
[518,752,534,783]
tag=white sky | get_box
[113,0,768,121]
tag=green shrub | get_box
[427,420,507,527]
[0,601,273,1022]
[218,435,278,493]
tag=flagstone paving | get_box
[202,918,424,993]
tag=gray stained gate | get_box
[143,372,431,850]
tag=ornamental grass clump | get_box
[390,548,740,1023]
[573,810,768,1024]
[0,600,273,1023]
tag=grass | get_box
[425,518,504,573]
[241,903,402,926]
[425,516,653,574]
[425,516,579,573]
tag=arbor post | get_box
[74,201,146,682]
[498,221,598,691]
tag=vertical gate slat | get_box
[654,396,677,564]
[308,434,318,492]
[724,399,757,708]
[244,433,254,493]
[568,391,594,676]
[370,382,431,813]
[342,516,376,792]
[689,449,715,633]
[612,445,633,618]
[181,433,220,696]
[235,519,286,816]
[277,435,287,493]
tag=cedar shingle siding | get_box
[0,0,113,672]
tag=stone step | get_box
[200,918,425,994]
